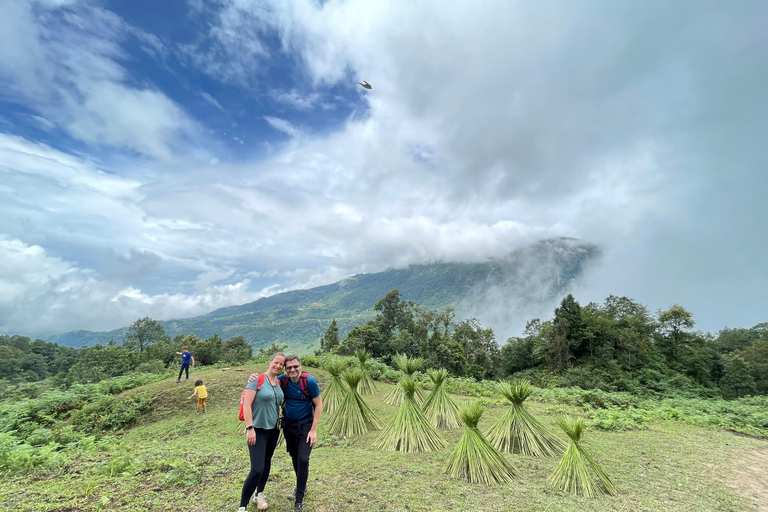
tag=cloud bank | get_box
[0,0,766,336]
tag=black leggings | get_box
[284,422,313,503]
[178,364,190,380]
[240,428,279,507]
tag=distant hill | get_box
[44,238,600,350]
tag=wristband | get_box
[246,426,254,431]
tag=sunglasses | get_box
[285,364,300,370]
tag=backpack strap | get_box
[257,373,265,391]
[299,373,311,399]
[278,373,312,400]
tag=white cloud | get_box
[200,91,225,111]
[264,116,299,137]
[0,1,203,160]
[1,0,767,337]
[0,235,267,333]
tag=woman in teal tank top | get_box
[238,352,286,512]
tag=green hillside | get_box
[45,238,600,350]
[2,365,766,511]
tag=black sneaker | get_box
[294,503,304,512]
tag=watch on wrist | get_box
[246,426,254,431]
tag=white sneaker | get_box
[252,491,268,510]
[237,508,247,512]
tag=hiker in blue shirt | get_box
[175,346,195,382]
[278,354,323,512]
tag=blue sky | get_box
[1,0,767,338]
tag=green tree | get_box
[373,289,416,351]
[453,318,500,380]
[741,336,768,394]
[338,323,383,357]
[658,305,695,361]
[123,317,167,353]
[500,319,543,375]
[221,335,252,364]
[320,319,340,353]
[719,354,756,399]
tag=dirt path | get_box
[731,445,768,511]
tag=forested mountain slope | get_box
[45,238,599,350]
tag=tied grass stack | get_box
[384,353,426,406]
[444,401,519,485]
[485,379,565,457]
[356,350,377,396]
[421,368,461,429]
[547,416,618,497]
[320,356,349,416]
[374,377,446,452]
[325,367,383,437]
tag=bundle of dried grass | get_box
[325,367,383,437]
[444,401,519,485]
[421,368,461,429]
[485,379,565,456]
[374,377,446,452]
[355,349,377,396]
[384,353,425,406]
[320,356,349,416]
[547,416,618,497]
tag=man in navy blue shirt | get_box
[175,346,194,382]
[278,355,322,512]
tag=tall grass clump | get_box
[356,350,377,396]
[444,401,519,485]
[485,379,565,456]
[422,368,461,429]
[374,377,446,452]
[325,368,383,437]
[384,353,425,406]
[547,416,618,497]
[320,357,349,416]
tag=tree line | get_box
[0,318,252,386]
[3,289,766,399]
[318,290,768,399]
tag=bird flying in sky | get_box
[357,81,372,89]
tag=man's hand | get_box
[306,429,317,448]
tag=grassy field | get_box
[2,365,766,512]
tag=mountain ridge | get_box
[43,238,600,349]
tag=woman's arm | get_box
[242,388,257,445]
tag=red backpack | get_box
[278,372,312,400]
[238,373,265,421]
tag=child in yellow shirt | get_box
[189,379,208,414]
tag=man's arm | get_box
[307,396,323,447]
[191,355,195,366]
[175,351,182,355]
